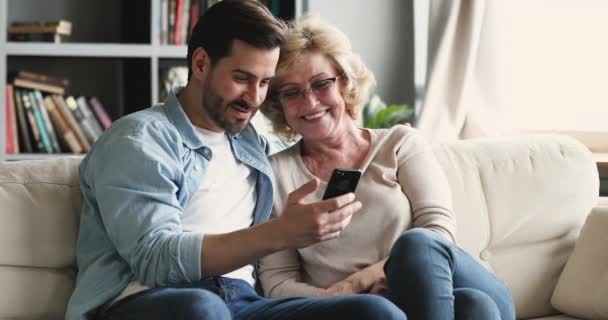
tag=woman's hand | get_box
[323,258,388,296]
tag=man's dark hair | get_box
[187,0,286,80]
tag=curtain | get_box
[415,0,491,142]
[416,0,608,145]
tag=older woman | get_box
[259,15,515,320]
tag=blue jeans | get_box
[101,277,406,320]
[384,228,516,320]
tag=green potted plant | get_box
[363,93,414,128]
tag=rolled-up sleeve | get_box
[90,134,203,287]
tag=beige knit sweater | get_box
[259,125,456,298]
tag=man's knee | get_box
[175,289,230,320]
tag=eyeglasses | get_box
[276,75,342,105]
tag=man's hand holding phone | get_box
[275,176,362,249]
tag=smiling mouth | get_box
[302,110,327,120]
[230,103,253,114]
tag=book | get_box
[5,85,18,154]
[65,96,99,145]
[180,0,191,44]
[43,95,83,154]
[189,0,201,36]
[88,96,112,130]
[13,88,34,153]
[76,96,104,136]
[8,20,72,35]
[8,33,66,43]
[52,95,91,152]
[20,91,43,152]
[174,0,183,45]
[161,0,169,44]
[13,77,65,95]
[15,70,69,89]
[27,90,53,153]
[34,91,61,152]
[169,0,176,45]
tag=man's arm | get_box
[200,179,361,278]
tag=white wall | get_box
[305,0,415,106]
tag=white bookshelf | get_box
[0,0,303,161]
[0,0,190,161]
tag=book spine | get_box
[189,1,200,36]
[20,91,43,152]
[44,95,83,154]
[181,0,191,44]
[65,96,98,145]
[161,0,169,45]
[53,95,90,152]
[13,78,65,95]
[16,70,69,88]
[76,96,104,136]
[88,96,112,130]
[169,0,176,45]
[13,88,34,153]
[28,91,53,153]
[5,86,14,153]
[174,0,183,45]
[35,90,61,152]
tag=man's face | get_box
[201,39,279,133]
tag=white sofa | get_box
[0,134,605,320]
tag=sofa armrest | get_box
[551,202,608,320]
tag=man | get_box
[65,1,405,319]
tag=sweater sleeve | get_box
[396,129,457,243]
[258,246,326,298]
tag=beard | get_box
[201,80,256,133]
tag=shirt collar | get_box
[163,86,205,150]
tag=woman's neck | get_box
[300,125,370,180]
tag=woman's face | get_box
[274,51,349,141]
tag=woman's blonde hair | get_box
[260,14,376,139]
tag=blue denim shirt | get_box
[65,88,275,320]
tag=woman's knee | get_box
[392,228,442,253]
[348,294,407,320]
[455,288,503,320]
[174,289,230,320]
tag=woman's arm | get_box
[258,248,326,298]
[396,131,457,242]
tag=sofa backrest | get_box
[0,157,81,319]
[433,134,599,319]
[0,134,599,319]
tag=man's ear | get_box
[191,47,211,81]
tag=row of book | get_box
[158,0,220,45]
[8,20,72,43]
[5,84,111,154]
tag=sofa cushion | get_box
[0,158,81,269]
[433,134,599,319]
[551,207,608,319]
[0,265,75,319]
[0,158,81,319]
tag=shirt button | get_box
[193,165,199,171]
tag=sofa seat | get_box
[0,134,601,319]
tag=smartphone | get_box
[322,168,362,200]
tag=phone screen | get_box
[322,169,362,200]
